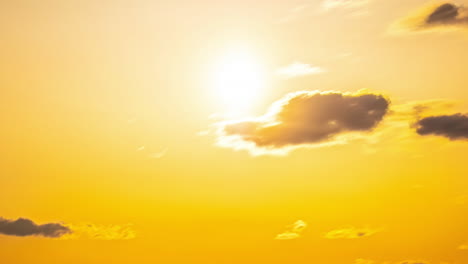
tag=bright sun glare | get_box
[212,48,266,115]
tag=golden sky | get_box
[1,0,468,263]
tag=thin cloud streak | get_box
[322,0,370,10]
[325,226,381,239]
[276,62,325,79]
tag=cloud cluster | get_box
[218,90,389,155]
[324,226,381,239]
[275,220,307,240]
[0,217,71,238]
[0,216,136,240]
[391,2,468,33]
[415,113,468,140]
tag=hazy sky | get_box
[1,1,468,263]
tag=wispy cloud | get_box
[275,220,307,240]
[322,0,370,10]
[149,148,168,159]
[325,226,381,239]
[61,223,136,240]
[137,146,146,151]
[277,4,311,24]
[276,62,325,79]
[355,259,376,264]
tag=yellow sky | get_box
[0,0,468,263]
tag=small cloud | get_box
[276,62,325,79]
[322,0,370,10]
[390,2,468,34]
[397,261,429,264]
[414,113,468,140]
[61,223,136,240]
[355,259,376,264]
[325,226,381,239]
[276,4,311,24]
[217,90,389,156]
[455,194,468,205]
[458,244,468,250]
[275,231,301,240]
[197,130,210,136]
[275,220,307,240]
[0,217,71,238]
[356,260,428,264]
[148,148,168,159]
[137,146,145,151]
[127,118,137,124]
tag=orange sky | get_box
[0,0,468,263]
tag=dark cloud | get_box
[415,113,468,140]
[391,2,468,33]
[0,217,71,238]
[426,3,460,24]
[221,91,389,151]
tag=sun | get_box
[211,47,267,116]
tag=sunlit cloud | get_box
[275,220,307,240]
[216,90,389,156]
[61,223,136,240]
[390,2,468,34]
[325,226,381,239]
[0,217,71,238]
[276,62,325,79]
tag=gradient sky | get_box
[1,0,468,263]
